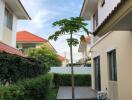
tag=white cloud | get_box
[18,0,84,63]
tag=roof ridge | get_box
[17,31,48,42]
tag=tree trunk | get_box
[70,33,75,100]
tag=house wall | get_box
[17,42,55,55]
[97,0,121,28]
[0,0,18,47]
[91,31,132,100]
[0,0,5,41]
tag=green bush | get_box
[0,52,49,85]
[0,74,53,100]
[28,45,62,67]
[53,73,91,87]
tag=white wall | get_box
[50,67,92,74]
[91,31,132,100]
[0,0,5,41]
[98,0,121,27]
[12,15,17,47]
[0,0,18,47]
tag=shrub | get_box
[53,73,91,87]
[28,45,62,67]
[0,74,53,100]
[0,52,49,85]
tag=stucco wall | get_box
[98,0,121,27]
[3,27,12,46]
[0,0,18,47]
[0,0,5,41]
[91,31,132,100]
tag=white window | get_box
[93,10,98,31]
[108,50,117,81]
[4,8,13,30]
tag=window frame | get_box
[94,56,101,91]
[4,7,13,30]
[107,49,117,81]
[93,9,98,31]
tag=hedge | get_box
[0,73,53,100]
[53,73,91,87]
[0,52,49,85]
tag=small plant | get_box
[0,74,53,100]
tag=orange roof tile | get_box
[57,55,65,61]
[0,41,25,57]
[17,31,48,43]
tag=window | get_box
[101,0,105,7]
[108,50,117,81]
[93,10,98,31]
[4,8,13,30]
[94,56,101,91]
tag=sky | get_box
[17,0,90,62]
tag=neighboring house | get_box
[0,0,30,56]
[16,31,56,54]
[78,35,91,66]
[81,0,132,100]
[57,55,69,67]
[16,31,68,66]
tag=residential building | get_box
[81,0,132,100]
[57,55,69,67]
[16,31,56,54]
[16,31,68,66]
[78,35,91,66]
[0,0,30,47]
[0,0,30,56]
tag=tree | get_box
[48,17,90,100]
[28,45,62,67]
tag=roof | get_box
[80,0,86,16]
[80,0,98,20]
[0,41,25,57]
[5,0,31,19]
[17,31,48,43]
[93,0,126,36]
[57,55,65,61]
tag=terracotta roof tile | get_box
[58,55,65,61]
[0,41,25,57]
[17,31,48,43]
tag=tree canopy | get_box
[28,45,62,67]
[48,17,90,46]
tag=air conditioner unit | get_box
[97,91,107,100]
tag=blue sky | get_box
[17,0,89,62]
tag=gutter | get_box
[80,0,86,17]
[93,0,125,36]
[18,0,31,20]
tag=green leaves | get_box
[48,17,90,47]
[0,74,53,100]
[67,38,79,46]
[53,73,91,87]
[28,45,62,67]
[0,52,47,85]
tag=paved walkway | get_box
[56,86,97,100]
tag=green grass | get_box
[45,88,58,100]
